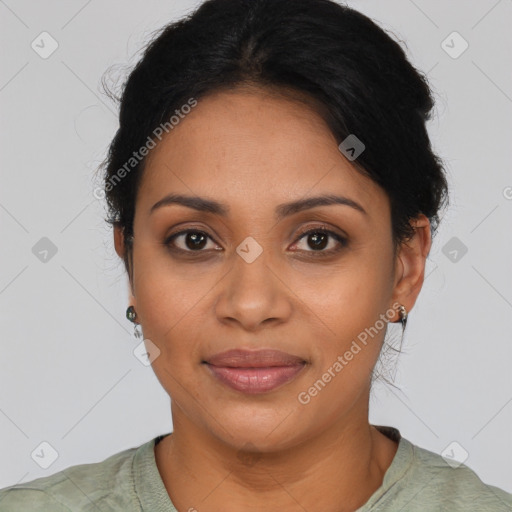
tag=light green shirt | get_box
[0,426,511,511]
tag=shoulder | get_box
[0,439,152,512]
[0,487,71,511]
[395,438,512,511]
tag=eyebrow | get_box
[150,193,367,219]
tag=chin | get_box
[209,409,307,453]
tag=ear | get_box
[391,214,432,320]
[114,224,136,299]
[114,224,125,259]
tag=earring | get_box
[398,304,407,332]
[126,305,143,340]
[126,305,137,323]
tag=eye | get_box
[291,226,347,254]
[164,229,220,253]
[164,226,347,257]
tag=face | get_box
[115,86,429,452]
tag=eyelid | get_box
[165,222,221,242]
[291,225,348,253]
[294,223,346,239]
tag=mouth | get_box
[203,349,307,394]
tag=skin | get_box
[114,85,431,512]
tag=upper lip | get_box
[205,349,306,368]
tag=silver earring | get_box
[133,323,143,340]
[126,305,143,339]
[394,304,408,354]
[398,305,407,332]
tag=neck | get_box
[155,402,398,512]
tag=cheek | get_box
[301,248,392,329]
[296,270,391,418]
[132,240,210,329]
[299,249,393,376]
[133,269,205,401]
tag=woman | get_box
[1,0,511,510]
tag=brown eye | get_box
[293,228,347,254]
[165,230,218,252]
[305,232,329,250]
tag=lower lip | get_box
[205,363,305,394]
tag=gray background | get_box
[1,0,511,494]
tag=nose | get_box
[214,245,293,332]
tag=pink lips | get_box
[204,349,306,394]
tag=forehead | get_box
[138,87,388,217]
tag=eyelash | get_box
[164,225,348,258]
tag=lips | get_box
[205,349,306,368]
[204,349,306,394]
